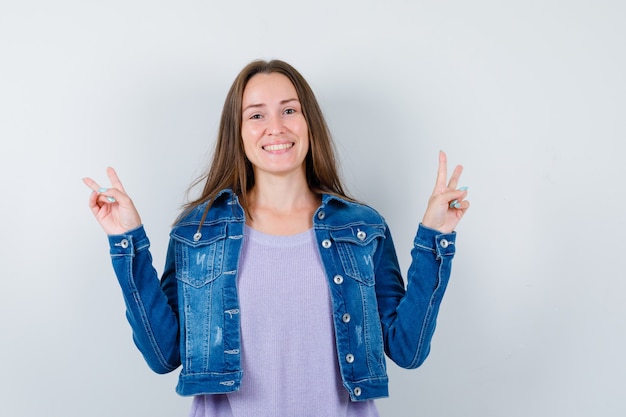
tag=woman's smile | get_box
[241,72,309,179]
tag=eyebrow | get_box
[242,98,299,113]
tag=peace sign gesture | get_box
[82,167,142,235]
[420,151,470,234]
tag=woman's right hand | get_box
[82,167,142,235]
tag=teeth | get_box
[263,143,293,151]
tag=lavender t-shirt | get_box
[188,226,379,417]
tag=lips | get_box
[262,143,294,151]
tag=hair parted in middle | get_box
[182,59,352,220]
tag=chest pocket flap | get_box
[329,224,385,285]
[171,223,227,287]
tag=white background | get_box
[1,1,625,416]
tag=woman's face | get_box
[241,72,309,180]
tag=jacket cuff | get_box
[108,225,149,256]
[415,224,456,258]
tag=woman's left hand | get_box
[420,151,470,234]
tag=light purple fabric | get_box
[188,226,379,417]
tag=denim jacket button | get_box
[345,353,355,363]
[440,239,449,248]
[193,232,202,242]
[322,239,332,248]
[356,230,366,241]
[120,239,129,249]
[333,275,344,285]
[317,210,325,220]
[342,313,351,323]
[354,387,362,397]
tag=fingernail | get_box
[98,187,108,193]
[449,199,458,208]
[458,186,468,191]
[453,202,461,209]
[106,196,116,203]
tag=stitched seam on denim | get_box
[324,248,351,389]
[124,241,174,371]
[221,286,240,372]
[177,217,244,228]
[320,222,384,231]
[348,376,389,384]
[414,243,437,254]
[336,242,359,280]
[205,282,214,370]
[127,257,177,372]
[183,296,192,371]
[360,283,379,376]
[410,258,445,368]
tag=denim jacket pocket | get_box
[330,224,384,286]
[171,223,227,288]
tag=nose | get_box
[267,114,284,136]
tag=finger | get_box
[84,177,118,204]
[96,192,118,204]
[98,186,122,204]
[441,188,468,208]
[82,177,102,193]
[88,189,99,209]
[447,164,464,190]
[434,150,448,192]
[83,175,116,203]
[106,167,127,193]
[449,199,469,210]
[453,199,470,212]
[88,190,109,217]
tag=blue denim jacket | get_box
[108,189,456,401]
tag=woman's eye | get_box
[250,114,262,119]
[284,108,296,115]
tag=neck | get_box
[246,172,320,235]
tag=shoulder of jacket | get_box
[322,194,387,226]
[175,189,242,226]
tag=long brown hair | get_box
[181,59,351,221]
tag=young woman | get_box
[83,59,469,417]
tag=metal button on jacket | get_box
[317,210,325,220]
[322,239,332,248]
[333,275,344,285]
[345,353,355,363]
[354,387,362,397]
[342,313,351,323]
[356,230,366,241]
[440,239,449,248]
[120,239,129,249]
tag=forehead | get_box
[242,72,298,104]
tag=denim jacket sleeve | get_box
[375,223,456,369]
[108,225,181,374]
